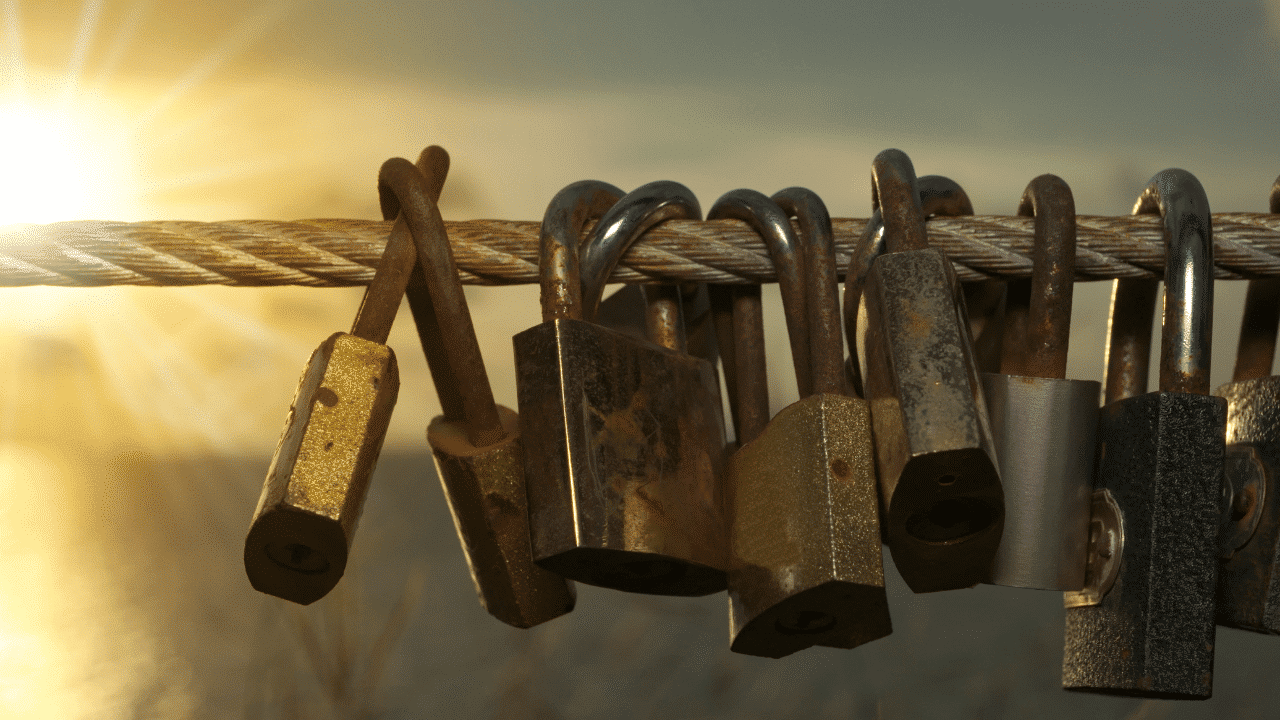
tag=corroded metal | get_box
[516,181,729,596]
[983,175,1098,592]
[244,148,449,605]
[1215,175,1280,635]
[245,332,399,605]
[1063,169,1223,700]
[709,189,812,398]
[423,169,579,629]
[857,150,1003,594]
[843,175,973,397]
[727,187,889,658]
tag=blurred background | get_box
[0,1,1278,717]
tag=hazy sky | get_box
[1,4,1279,717]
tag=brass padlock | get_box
[1215,176,1280,633]
[415,170,583,629]
[723,187,889,658]
[244,147,448,605]
[981,175,1098,590]
[515,181,729,596]
[1062,169,1224,699]
[854,150,1003,593]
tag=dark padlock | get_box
[1062,169,1224,699]
[1215,176,1280,634]
[723,187,890,658]
[854,149,1003,593]
[842,176,973,398]
[982,175,1098,590]
[418,174,581,629]
[515,181,729,596]
[244,147,448,605]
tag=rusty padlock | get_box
[843,176,973,400]
[723,187,889,658]
[1215,175,1280,634]
[244,147,448,605]
[981,175,1098,590]
[515,181,729,596]
[1062,169,1224,699]
[854,150,1003,593]
[420,177,585,629]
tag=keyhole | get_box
[775,610,837,635]
[265,541,331,575]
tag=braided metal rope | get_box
[2,213,1279,287]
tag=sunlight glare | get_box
[0,91,145,225]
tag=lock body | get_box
[429,405,576,628]
[727,393,889,658]
[1062,391,1224,698]
[858,248,1003,592]
[515,317,728,595]
[981,373,1098,589]
[245,332,399,605]
[1216,377,1280,633]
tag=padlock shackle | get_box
[843,175,973,397]
[1137,169,1214,396]
[352,147,450,346]
[1003,174,1076,380]
[772,187,844,397]
[1231,175,1280,382]
[870,149,929,254]
[378,156,506,448]
[708,189,812,398]
[578,181,702,324]
[538,180,625,323]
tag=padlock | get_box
[854,149,1003,593]
[1215,176,1280,634]
[419,178,590,629]
[724,187,890,658]
[244,147,448,605]
[981,175,1098,590]
[1062,169,1224,699]
[515,181,729,596]
[843,176,973,403]
[705,188,813,400]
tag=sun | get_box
[0,88,146,225]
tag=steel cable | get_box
[2,213,1280,287]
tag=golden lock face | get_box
[245,332,399,605]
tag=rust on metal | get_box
[774,187,843,396]
[709,189,812,398]
[1004,174,1077,380]
[1133,170,1214,396]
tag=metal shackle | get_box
[708,189,812,399]
[538,180,625,323]
[843,176,973,397]
[1230,176,1280,383]
[1135,170,1215,396]
[579,180,702,323]
[772,187,844,396]
[981,174,1097,592]
[869,149,929,254]
[1003,174,1077,380]
[378,156,506,448]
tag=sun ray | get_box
[91,0,153,92]
[140,152,321,195]
[135,0,309,130]
[2,0,26,103]
[58,0,107,111]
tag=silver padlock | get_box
[981,175,1098,591]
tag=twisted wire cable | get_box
[2,213,1280,287]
